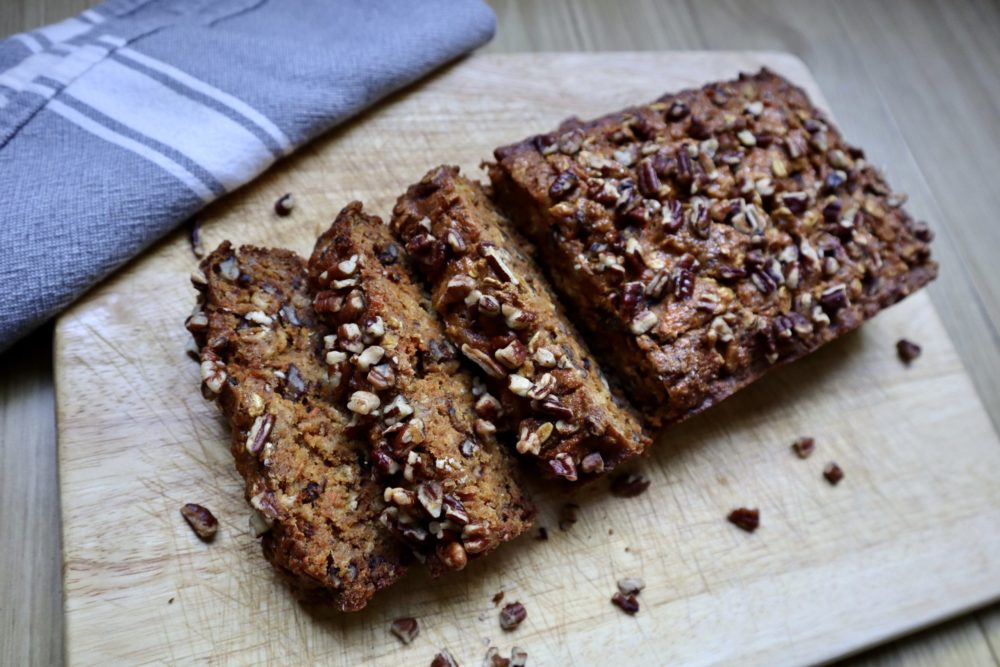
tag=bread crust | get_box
[489,68,937,426]
[392,166,650,482]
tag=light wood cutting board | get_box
[55,52,1000,667]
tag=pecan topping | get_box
[549,453,578,481]
[199,355,227,394]
[637,158,661,196]
[347,391,380,415]
[245,413,275,456]
[180,503,218,540]
[417,480,444,518]
[727,507,760,533]
[462,343,505,379]
[549,170,578,200]
[483,246,519,285]
[442,274,476,304]
[580,451,605,475]
[436,541,468,570]
[630,310,658,335]
[527,373,556,400]
[509,374,533,397]
[495,340,527,370]
[499,601,527,631]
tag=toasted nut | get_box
[347,391,380,415]
[617,577,645,596]
[389,617,419,645]
[180,503,218,540]
[499,601,527,631]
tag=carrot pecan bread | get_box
[488,69,937,426]
[307,202,534,573]
[188,242,408,611]
[391,166,650,482]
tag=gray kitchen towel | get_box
[0,0,495,351]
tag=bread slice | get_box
[488,69,936,427]
[308,202,535,574]
[190,242,407,611]
[392,166,650,481]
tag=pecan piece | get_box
[499,601,527,631]
[824,462,844,485]
[390,617,420,645]
[727,507,760,533]
[430,649,459,667]
[180,503,218,540]
[896,339,921,364]
[549,170,578,200]
[611,592,640,615]
[791,436,815,459]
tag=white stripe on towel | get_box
[37,17,95,44]
[49,99,215,202]
[11,34,44,54]
[116,47,292,155]
[64,58,276,190]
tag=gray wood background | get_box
[2,1,998,664]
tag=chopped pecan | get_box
[499,601,527,631]
[180,503,218,540]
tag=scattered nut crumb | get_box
[430,649,459,667]
[558,503,578,531]
[896,339,921,364]
[188,218,204,258]
[492,590,505,606]
[510,646,528,667]
[535,526,549,541]
[611,591,640,615]
[727,507,760,533]
[180,503,218,540]
[610,472,651,497]
[499,601,527,631]
[823,462,844,485]
[617,577,645,596]
[186,349,201,363]
[791,436,815,459]
[390,617,419,645]
[484,647,507,667]
[274,193,295,217]
[168,597,174,604]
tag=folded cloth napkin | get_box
[0,0,495,351]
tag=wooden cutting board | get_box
[55,52,1000,667]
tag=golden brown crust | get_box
[307,202,535,575]
[489,68,937,427]
[189,242,408,611]
[391,166,650,481]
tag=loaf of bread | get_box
[488,69,937,426]
[392,166,650,481]
[307,202,535,574]
[189,242,408,611]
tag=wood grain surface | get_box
[4,2,1000,666]
[53,52,1000,667]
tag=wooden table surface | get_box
[2,1,998,665]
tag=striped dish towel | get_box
[0,0,496,351]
